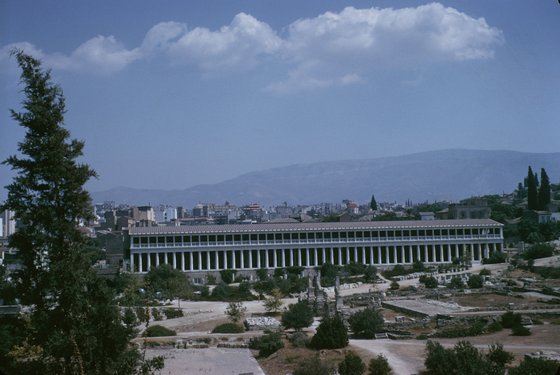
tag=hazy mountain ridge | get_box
[91,149,560,206]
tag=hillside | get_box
[91,149,560,206]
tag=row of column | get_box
[131,242,498,273]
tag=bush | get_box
[249,332,284,357]
[486,320,503,333]
[482,251,507,264]
[389,281,400,290]
[368,354,391,375]
[447,276,464,289]
[467,274,484,289]
[509,356,560,375]
[211,323,244,334]
[294,356,335,375]
[420,275,438,288]
[524,243,554,260]
[511,324,531,336]
[348,308,384,339]
[143,325,176,337]
[310,315,348,349]
[501,312,521,329]
[282,302,314,331]
[339,352,366,375]
[151,307,162,321]
[163,308,184,319]
[289,331,309,348]
[479,268,492,276]
[220,269,237,284]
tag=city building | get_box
[128,219,503,276]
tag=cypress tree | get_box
[527,166,538,210]
[370,194,378,211]
[538,168,551,210]
[2,51,142,374]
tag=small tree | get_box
[310,314,348,349]
[368,354,391,375]
[294,355,335,375]
[263,288,284,314]
[339,352,366,375]
[390,281,400,290]
[282,302,314,331]
[467,274,484,289]
[370,194,378,211]
[225,301,247,324]
[448,276,464,289]
[420,275,438,288]
[348,308,384,339]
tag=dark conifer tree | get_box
[538,168,551,210]
[370,194,378,211]
[2,51,143,374]
[527,166,538,210]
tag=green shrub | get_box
[486,320,503,333]
[151,307,162,321]
[348,308,383,339]
[339,352,366,375]
[479,268,492,276]
[511,324,531,336]
[135,307,148,324]
[467,274,484,289]
[211,323,244,334]
[282,302,314,331]
[289,331,309,348]
[294,356,335,375]
[368,354,391,375]
[249,332,284,357]
[501,312,521,329]
[482,252,507,264]
[143,325,176,337]
[163,308,184,319]
[509,356,560,375]
[310,315,348,349]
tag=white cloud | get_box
[147,13,282,71]
[1,3,502,87]
[271,3,503,92]
[1,37,139,74]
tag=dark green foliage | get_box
[527,166,538,210]
[318,262,340,287]
[2,51,140,374]
[500,312,521,329]
[282,302,314,330]
[370,194,378,211]
[220,269,237,284]
[382,264,407,278]
[225,301,247,323]
[435,319,487,338]
[533,266,560,279]
[479,268,492,276]
[368,354,391,375]
[424,340,510,375]
[339,351,366,375]
[448,276,465,289]
[363,265,378,282]
[508,357,560,375]
[249,331,283,357]
[482,251,507,264]
[256,268,269,281]
[538,168,551,210]
[344,261,367,276]
[511,324,531,336]
[143,325,176,337]
[420,275,438,288]
[151,307,162,321]
[486,343,514,368]
[348,308,384,339]
[389,281,400,290]
[211,323,244,333]
[310,314,348,349]
[289,331,309,348]
[0,265,17,304]
[412,260,425,272]
[294,355,335,375]
[467,274,484,289]
[209,283,254,301]
[524,243,554,260]
[145,264,191,299]
[122,307,138,330]
[486,320,503,333]
[136,307,149,324]
[162,308,184,319]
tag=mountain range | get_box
[91,149,560,207]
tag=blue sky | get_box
[1,1,559,196]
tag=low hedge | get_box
[211,323,245,333]
[143,325,176,337]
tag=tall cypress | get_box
[538,168,551,210]
[370,194,378,211]
[527,166,538,210]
